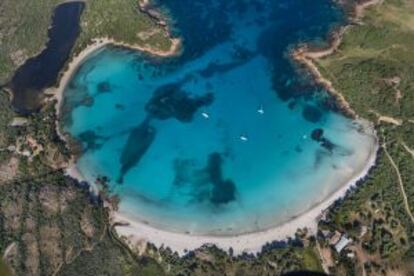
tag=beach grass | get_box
[302,247,324,272]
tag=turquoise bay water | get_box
[62,0,376,235]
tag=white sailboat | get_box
[240,134,248,142]
[257,105,264,115]
[201,111,210,119]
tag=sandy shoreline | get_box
[110,0,382,256]
[49,34,181,180]
[51,36,181,117]
[49,28,181,194]
[112,127,378,255]
[54,0,383,257]
[291,0,383,118]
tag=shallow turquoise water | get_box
[62,0,376,234]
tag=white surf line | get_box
[383,144,414,224]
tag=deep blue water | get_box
[62,0,376,234]
[9,1,84,114]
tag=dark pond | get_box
[8,1,84,114]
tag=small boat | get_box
[240,134,248,142]
[257,105,264,115]
[201,112,210,119]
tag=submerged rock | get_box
[302,104,323,123]
[311,128,324,141]
[97,81,111,93]
[118,119,156,183]
[311,128,335,152]
[171,153,237,206]
[207,153,236,205]
[78,130,105,151]
[146,83,214,122]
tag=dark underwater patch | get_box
[302,104,323,123]
[206,153,236,205]
[118,119,156,183]
[311,128,324,141]
[311,128,336,152]
[199,61,245,78]
[232,44,255,61]
[172,159,199,187]
[68,79,78,90]
[80,95,94,107]
[115,103,125,110]
[146,83,214,122]
[314,149,331,169]
[97,81,111,93]
[197,45,254,78]
[78,130,105,151]
[60,82,95,129]
[171,153,237,206]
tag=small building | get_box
[360,226,368,238]
[329,231,342,246]
[10,117,29,127]
[347,252,355,259]
[334,236,351,253]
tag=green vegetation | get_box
[0,258,13,276]
[1,0,414,275]
[315,0,414,274]
[151,242,324,275]
[0,93,167,275]
[74,0,173,55]
[316,0,414,122]
[0,0,172,85]
[0,0,59,84]
[0,168,159,276]
[0,92,322,275]
[0,79,321,275]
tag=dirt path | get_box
[368,110,403,126]
[401,142,414,159]
[378,116,403,126]
[383,144,414,224]
[290,0,384,119]
[316,243,334,274]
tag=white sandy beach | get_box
[109,0,382,256]
[112,129,378,256]
[53,0,382,257]
[49,33,181,179]
[51,35,181,198]
[55,41,379,256]
[51,36,181,119]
